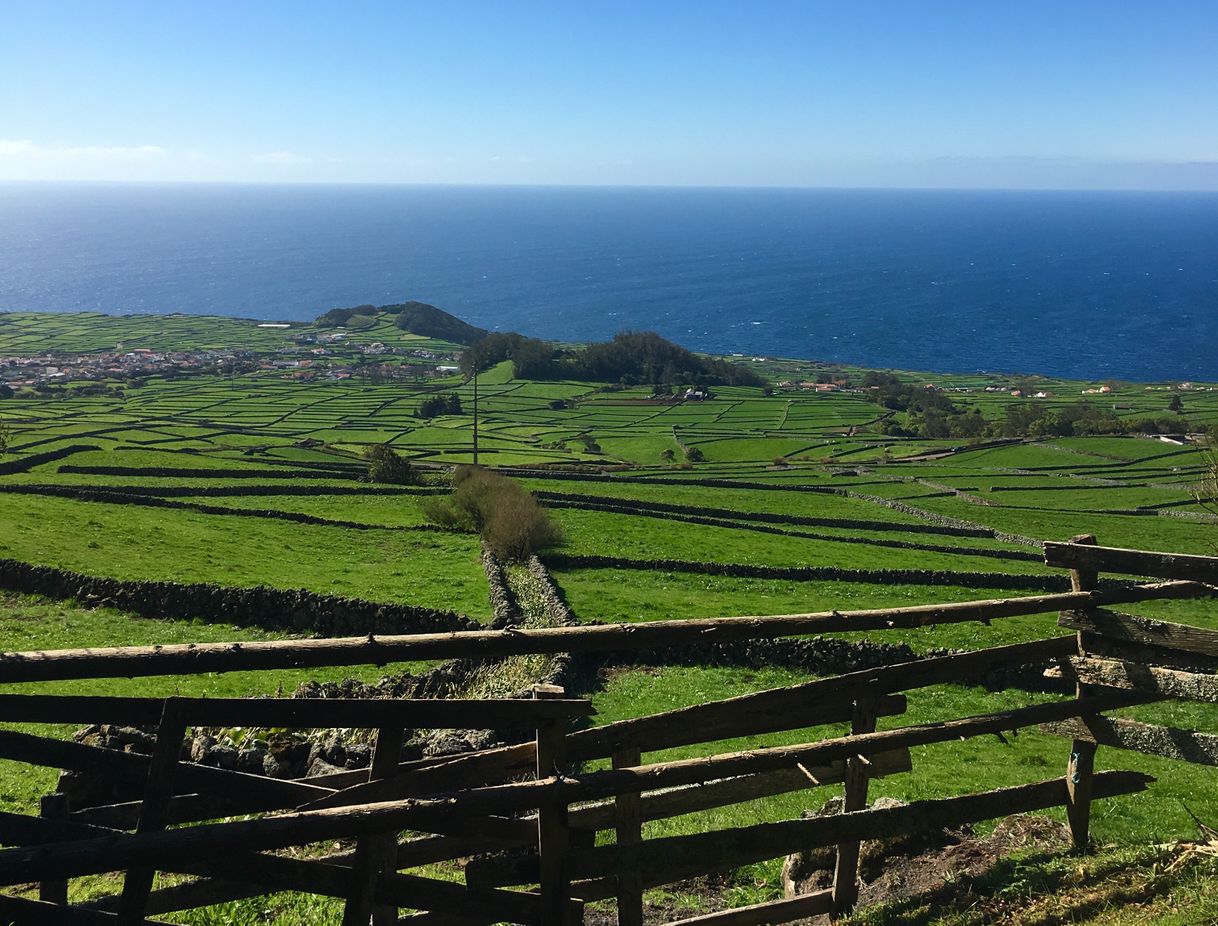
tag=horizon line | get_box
[3,178,1218,195]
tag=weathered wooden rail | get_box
[1041,536,1218,849]
[0,542,1212,924]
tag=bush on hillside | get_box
[361,445,416,485]
[421,466,562,562]
[1200,449,1218,517]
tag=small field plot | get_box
[0,493,490,618]
[180,493,436,528]
[910,494,1217,552]
[550,568,1054,650]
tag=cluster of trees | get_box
[579,331,764,386]
[417,393,464,419]
[360,445,416,485]
[1000,403,1194,439]
[461,332,557,379]
[862,372,958,416]
[421,466,562,561]
[862,373,1200,441]
[876,408,988,440]
[877,397,1200,441]
[462,330,765,388]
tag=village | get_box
[0,339,464,392]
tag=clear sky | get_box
[2,0,1216,189]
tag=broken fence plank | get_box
[1061,608,1218,662]
[1066,657,1218,703]
[1044,542,1218,585]
[1042,716,1218,767]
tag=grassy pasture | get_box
[3,310,1218,923]
[0,492,490,617]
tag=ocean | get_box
[1,183,1216,381]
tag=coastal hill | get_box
[315,300,489,344]
[315,300,767,387]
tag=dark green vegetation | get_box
[3,309,1218,923]
[361,443,417,485]
[422,465,563,561]
[462,329,767,386]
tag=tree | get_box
[0,418,9,455]
[0,384,13,399]
[417,393,463,419]
[1169,394,1184,414]
[361,444,416,485]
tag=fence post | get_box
[1065,533,1099,853]
[533,684,574,925]
[830,694,878,917]
[342,723,405,926]
[613,746,644,926]
[117,698,188,925]
[38,792,69,906]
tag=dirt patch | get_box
[854,815,1071,912]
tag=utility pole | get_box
[472,366,480,466]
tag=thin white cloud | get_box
[0,139,168,160]
[251,150,311,165]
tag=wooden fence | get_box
[0,539,1212,925]
[1042,535,1218,850]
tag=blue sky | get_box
[2,0,1216,188]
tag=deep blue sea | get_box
[1,183,1216,380]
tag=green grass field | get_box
[2,310,1218,923]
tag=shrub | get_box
[1199,448,1218,517]
[0,418,8,455]
[685,446,705,463]
[422,466,562,562]
[361,445,416,485]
